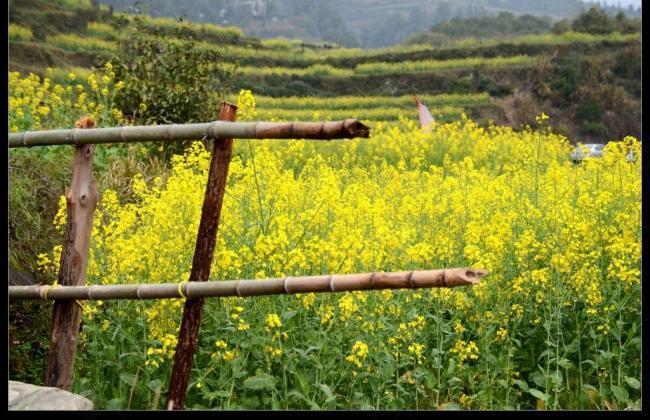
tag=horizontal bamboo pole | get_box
[9,268,488,301]
[8,119,370,148]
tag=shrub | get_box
[107,14,235,126]
[575,99,603,122]
[572,7,616,35]
[580,120,607,136]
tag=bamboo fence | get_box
[8,119,370,148]
[9,268,487,301]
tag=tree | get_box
[571,7,616,34]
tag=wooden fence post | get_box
[45,117,98,389]
[165,102,237,410]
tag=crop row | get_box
[253,93,491,110]
[112,12,245,41]
[238,55,536,78]
[253,106,465,122]
[56,28,639,69]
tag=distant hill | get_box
[97,0,640,47]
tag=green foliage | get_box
[415,12,552,44]
[547,57,581,106]
[45,33,116,52]
[579,121,607,137]
[9,23,33,42]
[575,100,603,123]
[571,7,640,36]
[355,55,536,76]
[612,45,641,80]
[572,7,616,35]
[108,14,235,125]
[238,64,354,78]
[111,13,245,45]
[86,22,118,41]
[551,20,572,35]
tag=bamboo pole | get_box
[45,117,98,390]
[9,268,488,301]
[165,102,237,410]
[8,119,370,148]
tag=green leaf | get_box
[295,371,310,395]
[147,379,162,392]
[531,371,546,388]
[441,403,461,410]
[105,397,126,409]
[448,376,463,386]
[316,383,336,402]
[529,388,549,401]
[611,385,629,403]
[514,379,529,392]
[243,373,276,390]
[207,390,231,399]
[119,372,136,386]
[624,377,640,390]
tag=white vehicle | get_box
[570,143,604,162]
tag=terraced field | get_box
[9,1,640,135]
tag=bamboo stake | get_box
[45,117,98,390]
[8,119,370,148]
[165,102,237,411]
[9,268,488,301]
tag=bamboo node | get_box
[284,277,292,294]
[441,269,447,287]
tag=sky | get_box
[585,0,642,8]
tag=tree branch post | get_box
[45,117,98,389]
[165,102,237,410]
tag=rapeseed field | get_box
[14,80,641,409]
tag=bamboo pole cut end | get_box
[343,119,370,138]
[458,268,489,285]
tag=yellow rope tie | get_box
[178,281,189,299]
[76,300,87,312]
[42,283,61,300]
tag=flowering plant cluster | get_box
[31,90,640,410]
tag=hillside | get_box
[97,0,640,47]
[8,0,641,143]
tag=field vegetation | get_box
[22,89,641,410]
[8,1,642,411]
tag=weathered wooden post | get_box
[45,117,98,389]
[165,102,237,410]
